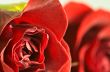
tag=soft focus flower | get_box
[64,2,92,71]
[64,2,110,72]
[0,0,71,72]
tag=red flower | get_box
[64,2,110,72]
[0,0,71,72]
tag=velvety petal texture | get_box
[64,2,110,72]
[0,0,71,72]
[15,0,68,41]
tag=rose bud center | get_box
[13,25,49,71]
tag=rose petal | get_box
[80,39,100,72]
[60,39,71,72]
[64,2,92,48]
[0,11,16,52]
[0,59,4,72]
[44,28,71,72]
[61,39,71,55]
[79,27,110,72]
[64,2,92,23]
[76,10,110,48]
[1,49,14,72]
[13,0,67,40]
[64,2,92,65]
[79,44,90,72]
[1,24,35,71]
[98,27,110,39]
[0,24,12,53]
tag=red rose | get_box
[78,10,110,72]
[0,0,71,72]
[64,2,110,72]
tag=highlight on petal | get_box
[13,0,68,40]
[75,10,110,48]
